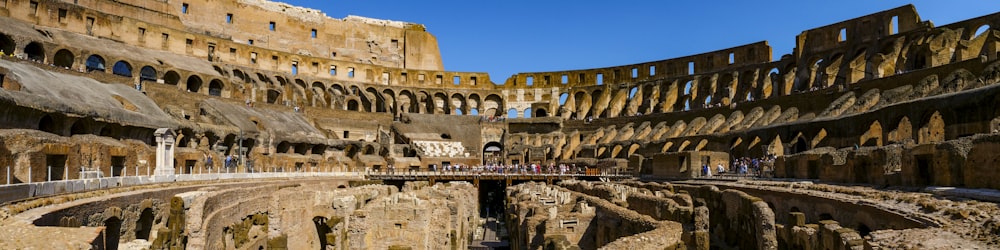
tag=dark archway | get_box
[135,208,154,240]
[266,89,280,104]
[103,217,122,250]
[313,217,332,248]
[347,99,359,111]
[139,66,157,82]
[0,34,13,55]
[70,121,87,135]
[112,61,133,77]
[163,71,180,85]
[38,115,57,134]
[186,75,203,92]
[483,141,503,165]
[208,79,224,96]
[534,108,548,118]
[53,49,74,68]
[86,55,106,72]
[24,42,44,62]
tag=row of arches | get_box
[0,33,230,97]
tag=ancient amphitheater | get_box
[0,0,999,249]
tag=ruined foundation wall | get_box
[674,184,778,250]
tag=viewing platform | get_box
[365,170,633,186]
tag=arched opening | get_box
[0,34,13,55]
[313,217,332,248]
[523,108,532,118]
[857,223,872,237]
[794,136,809,153]
[347,99,359,111]
[86,55,106,72]
[818,213,834,221]
[24,42,44,62]
[163,71,180,85]
[208,79,224,96]
[507,108,518,118]
[53,49,74,68]
[135,208,154,240]
[112,61,132,77]
[186,75,203,92]
[139,66,157,82]
[103,217,122,249]
[276,141,291,154]
[266,89,280,104]
[454,108,463,115]
[38,115,57,134]
[973,25,991,39]
[534,108,547,117]
[70,121,86,135]
[470,109,479,116]
[483,141,503,165]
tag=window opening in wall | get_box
[248,39,253,45]
[453,76,460,85]
[559,93,568,105]
[331,52,336,57]
[58,8,67,22]
[138,28,146,42]
[271,55,278,66]
[649,65,656,76]
[631,68,638,78]
[543,75,550,85]
[435,75,442,84]
[86,17,95,34]
[185,39,193,48]
[310,29,317,38]
[578,73,585,83]
[229,48,236,58]
[382,72,390,84]
[226,13,233,24]
[391,39,399,48]
[688,61,695,75]
[269,21,276,31]
[596,73,603,85]
[311,62,319,74]
[628,87,638,98]
[418,74,425,83]
[613,70,620,81]
[161,33,169,46]
[181,3,189,14]
[526,76,534,86]
[973,25,991,39]
[889,16,899,35]
[291,62,298,75]
[250,52,257,64]
[684,80,692,95]
[401,72,408,83]
[29,1,38,15]
[729,52,735,64]
[343,131,349,139]
[470,76,477,85]
[561,74,568,84]
[348,67,355,78]
[329,65,336,75]
[838,28,847,42]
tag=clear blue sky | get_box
[280,0,997,84]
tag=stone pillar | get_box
[154,128,177,175]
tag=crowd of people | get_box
[373,163,595,176]
[700,155,776,178]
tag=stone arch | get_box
[186,75,203,92]
[433,92,449,114]
[507,108,518,118]
[103,216,123,249]
[347,99,360,111]
[366,87,385,112]
[24,42,44,62]
[534,108,548,118]
[484,94,503,117]
[135,207,155,240]
[53,49,74,68]
[971,24,991,40]
[398,90,416,113]
[38,115,58,134]
[69,120,88,135]
[0,33,13,55]
[266,89,281,104]
[450,93,466,115]
[860,120,883,147]
[791,133,810,154]
[139,66,157,82]
[918,110,945,143]
[86,54,106,72]
[163,71,180,85]
[208,79,224,96]
[574,90,590,119]
[523,108,532,118]
[276,141,291,154]
[112,60,133,77]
